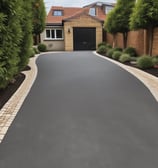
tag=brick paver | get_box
[0,55,38,143]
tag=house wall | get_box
[64,15,103,51]
[40,30,65,51]
[106,28,158,56]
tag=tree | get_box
[32,0,46,44]
[130,0,158,56]
[104,0,135,48]
[18,0,34,71]
[104,9,118,48]
[0,0,23,88]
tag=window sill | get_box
[44,39,64,41]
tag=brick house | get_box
[40,2,114,51]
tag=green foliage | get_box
[152,57,158,65]
[38,43,47,52]
[18,0,33,71]
[106,49,115,58]
[105,0,135,48]
[112,51,122,60]
[32,0,46,35]
[130,0,158,30]
[97,45,107,55]
[113,47,123,52]
[113,0,135,33]
[0,0,45,89]
[123,47,137,57]
[104,9,118,34]
[130,0,158,55]
[119,54,131,63]
[136,55,154,69]
[33,47,40,54]
[98,42,106,48]
[0,0,23,88]
[106,44,112,49]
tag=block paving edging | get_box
[0,55,39,143]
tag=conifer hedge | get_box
[0,0,46,88]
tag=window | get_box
[89,8,96,16]
[56,30,63,38]
[45,29,63,40]
[105,6,113,14]
[53,10,63,16]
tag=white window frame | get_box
[105,6,113,14]
[89,7,96,16]
[45,28,64,40]
[53,10,63,16]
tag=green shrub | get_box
[33,47,40,54]
[106,49,115,58]
[113,47,123,52]
[106,44,112,49]
[112,51,122,60]
[152,57,158,65]
[136,55,154,69]
[97,45,107,54]
[123,47,137,57]
[119,54,131,63]
[29,48,36,57]
[98,42,106,48]
[37,43,47,52]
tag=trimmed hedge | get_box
[37,43,47,52]
[123,47,137,57]
[106,49,115,58]
[97,45,107,54]
[112,51,122,60]
[119,54,131,63]
[136,55,154,69]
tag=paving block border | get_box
[94,51,158,102]
[0,55,39,143]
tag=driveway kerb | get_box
[94,51,158,102]
[0,55,38,143]
[0,51,158,143]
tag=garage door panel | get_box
[73,27,96,50]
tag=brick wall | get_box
[64,14,103,51]
[105,28,158,56]
[152,27,158,56]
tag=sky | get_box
[44,0,116,13]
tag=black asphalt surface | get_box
[0,51,158,168]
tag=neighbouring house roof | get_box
[46,2,114,26]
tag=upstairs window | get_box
[89,8,96,16]
[53,10,63,16]
[105,6,113,14]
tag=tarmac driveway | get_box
[0,51,158,168]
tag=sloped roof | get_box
[46,2,113,25]
[46,6,82,25]
[63,7,104,22]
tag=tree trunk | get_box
[123,32,128,49]
[148,26,154,56]
[112,33,117,48]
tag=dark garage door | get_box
[73,27,96,50]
